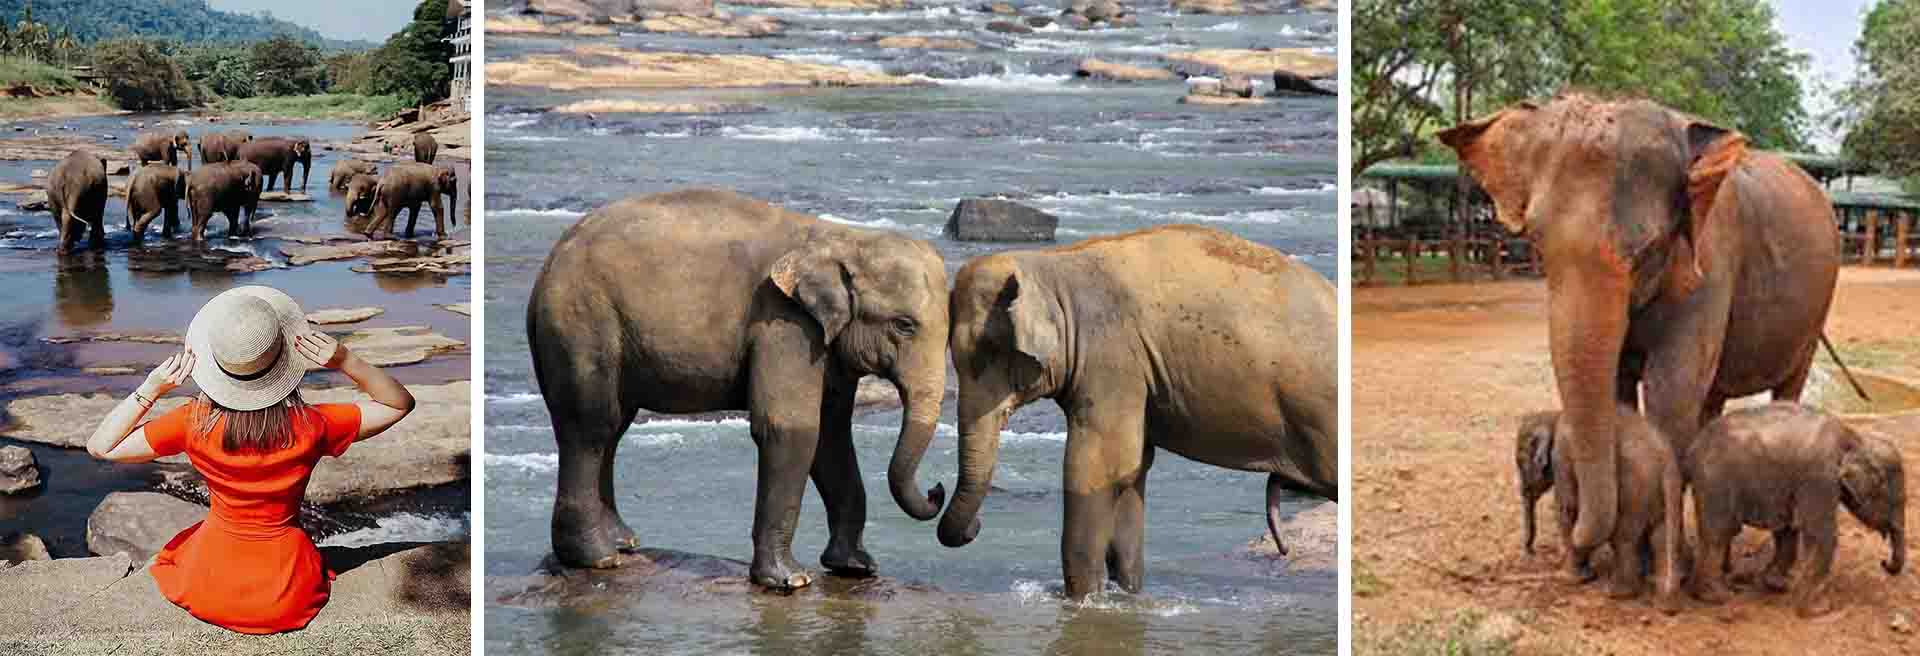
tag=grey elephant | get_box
[198,129,251,164]
[1688,402,1905,617]
[343,174,379,220]
[329,158,378,191]
[132,129,191,170]
[363,163,456,240]
[938,225,1336,599]
[414,132,439,164]
[46,150,109,253]
[526,189,951,589]
[126,164,187,242]
[238,137,311,192]
[1515,408,1683,612]
[185,160,262,241]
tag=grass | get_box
[0,57,111,118]
[0,57,86,93]
[213,93,411,121]
[1355,563,1390,598]
[1356,610,1518,656]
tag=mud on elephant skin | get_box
[1686,403,1905,617]
[526,189,951,590]
[125,164,187,242]
[45,150,110,253]
[1440,94,1841,557]
[939,224,1337,599]
[1514,407,1684,612]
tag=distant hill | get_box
[0,0,375,50]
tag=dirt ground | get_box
[1353,267,1920,655]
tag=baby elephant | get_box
[1687,402,1905,617]
[1515,407,1682,611]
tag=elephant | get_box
[414,132,439,164]
[1687,403,1905,617]
[1515,408,1683,611]
[237,137,311,192]
[363,163,457,240]
[329,158,378,191]
[198,130,251,164]
[525,189,951,589]
[343,174,379,220]
[45,150,109,253]
[131,129,191,171]
[184,160,262,241]
[938,224,1336,599]
[126,164,187,242]
[1439,94,1840,556]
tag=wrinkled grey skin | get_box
[1687,403,1905,617]
[414,132,439,164]
[198,130,251,164]
[363,163,457,240]
[329,159,378,191]
[126,164,187,242]
[1515,408,1683,613]
[344,174,379,220]
[185,161,262,241]
[46,150,109,253]
[131,130,191,171]
[238,137,311,192]
[941,225,1336,599]
[526,189,951,590]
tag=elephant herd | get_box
[42,128,456,252]
[526,189,1338,597]
[1442,94,1906,617]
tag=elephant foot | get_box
[1606,578,1641,600]
[552,513,630,569]
[751,555,816,591]
[1557,561,1597,585]
[1795,594,1838,619]
[1691,581,1733,605]
[1762,571,1792,593]
[553,538,625,570]
[820,544,877,577]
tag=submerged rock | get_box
[1178,94,1268,107]
[0,532,49,564]
[309,306,387,325]
[944,198,1059,242]
[86,492,206,562]
[258,191,314,202]
[437,303,471,317]
[1164,48,1336,80]
[1059,0,1136,28]
[0,445,41,494]
[1245,500,1336,572]
[495,549,948,609]
[985,19,1034,34]
[1076,58,1175,81]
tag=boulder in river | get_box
[1025,15,1054,27]
[489,47,922,90]
[1269,69,1335,96]
[0,445,42,494]
[985,19,1034,34]
[875,36,981,50]
[1164,48,1336,80]
[0,532,49,564]
[639,14,784,37]
[86,492,207,562]
[979,1,1019,14]
[489,14,618,36]
[552,99,768,114]
[1059,0,1135,28]
[1076,58,1175,82]
[944,198,1059,242]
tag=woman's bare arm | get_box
[87,348,194,463]
[296,332,415,440]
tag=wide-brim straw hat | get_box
[185,286,311,411]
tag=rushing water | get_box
[0,113,472,559]
[485,1,1335,652]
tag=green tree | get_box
[1840,0,1920,185]
[249,34,325,96]
[91,37,199,110]
[365,0,451,106]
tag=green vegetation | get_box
[215,93,411,120]
[0,55,82,91]
[1356,610,1516,656]
[1354,563,1390,598]
[0,0,367,50]
[361,0,452,106]
[1353,0,1811,176]
[1841,1,1920,188]
[92,37,199,110]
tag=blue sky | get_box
[1768,0,1873,150]
[204,0,418,42]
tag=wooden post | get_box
[1407,236,1419,285]
[1898,210,1911,268]
[1866,209,1880,266]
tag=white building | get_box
[447,0,471,113]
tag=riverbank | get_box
[0,94,121,121]
[212,94,415,122]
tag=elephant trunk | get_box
[886,375,945,521]
[1545,253,1630,553]
[939,404,1005,547]
[448,183,459,227]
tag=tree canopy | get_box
[92,37,199,110]
[0,0,367,50]
[1840,0,1920,186]
[1353,0,1811,176]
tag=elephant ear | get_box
[1679,121,1748,292]
[771,247,854,345]
[997,269,1060,371]
[1436,104,1538,234]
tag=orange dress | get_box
[142,402,363,635]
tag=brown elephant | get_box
[343,174,379,220]
[526,189,951,589]
[185,160,262,241]
[237,137,311,192]
[132,129,191,171]
[126,164,187,242]
[938,225,1336,599]
[1439,94,1840,555]
[46,150,109,253]
[1515,408,1682,612]
[364,163,456,240]
[198,130,251,164]
[329,158,378,191]
[414,132,439,164]
[1687,403,1905,617]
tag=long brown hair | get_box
[193,391,311,453]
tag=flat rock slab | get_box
[641,14,785,38]
[282,240,417,266]
[334,325,465,367]
[0,542,468,653]
[1179,94,1268,107]
[729,0,907,7]
[875,36,980,50]
[86,492,205,562]
[1076,58,1176,81]
[551,99,768,114]
[490,15,616,36]
[490,47,924,90]
[352,254,472,275]
[1163,48,1336,79]
[41,331,182,345]
[258,191,315,202]
[124,246,279,273]
[0,135,133,162]
[437,303,470,317]
[494,549,949,610]
[309,306,387,325]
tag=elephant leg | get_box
[746,331,827,590]
[1691,486,1736,604]
[542,352,640,569]
[1060,392,1148,599]
[1794,490,1840,617]
[812,373,874,577]
[88,217,105,250]
[162,204,178,238]
[1607,518,1645,599]
[1555,473,1594,582]
[1763,527,1798,592]
[405,205,420,239]
[1107,444,1153,592]
[1266,474,1288,556]
[430,194,447,238]
[1642,298,1730,468]
[130,210,155,243]
[1771,351,1814,403]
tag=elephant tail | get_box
[1821,333,1871,403]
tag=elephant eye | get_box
[891,317,918,337]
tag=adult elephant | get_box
[46,150,109,253]
[126,164,187,242]
[329,158,378,191]
[132,129,191,171]
[238,137,312,192]
[363,163,457,239]
[185,160,262,241]
[1438,94,1840,555]
[938,225,1337,598]
[526,189,951,589]
[343,173,379,220]
[198,130,251,164]
[414,132,439,164]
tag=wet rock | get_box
[552,99,767,114]
[0,533,49,564]
[525,0,716,21]
[438,303,471,317]
[876,36,981,50]
[1059,0,1134,28]
[1190,74,1254,98]
[1060,13,1092,29]
[986,19,1035,34]
[944,198,1059,242]
[1178,94,1268,107]
[0,135,133,163]
[0,446,41,494]
[1164,48,1336,80]
[40,331,183,345]
[335,326,465,367]
[1269,69,1335,96]
[855,377,902,410]
[495,548,949,609]
[1076,58,1175,82]
[640,14,784,37]
[1025,15,1053,27]
[979,1,1019,13]
[282,240,417,266]
[351,253,473,275]
[79,366,137,376]
[884,57,1006,80]
[490,47,922,90]
[309,306,387,325]
[1245,500,1335,572]
[258,191,314,202]
[488,15,617,36]
[86,492,206,562]
[727,0,907,8]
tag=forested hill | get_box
[0,0,371,49]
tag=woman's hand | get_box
[296,331,349,370]
[141,348,194,398]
